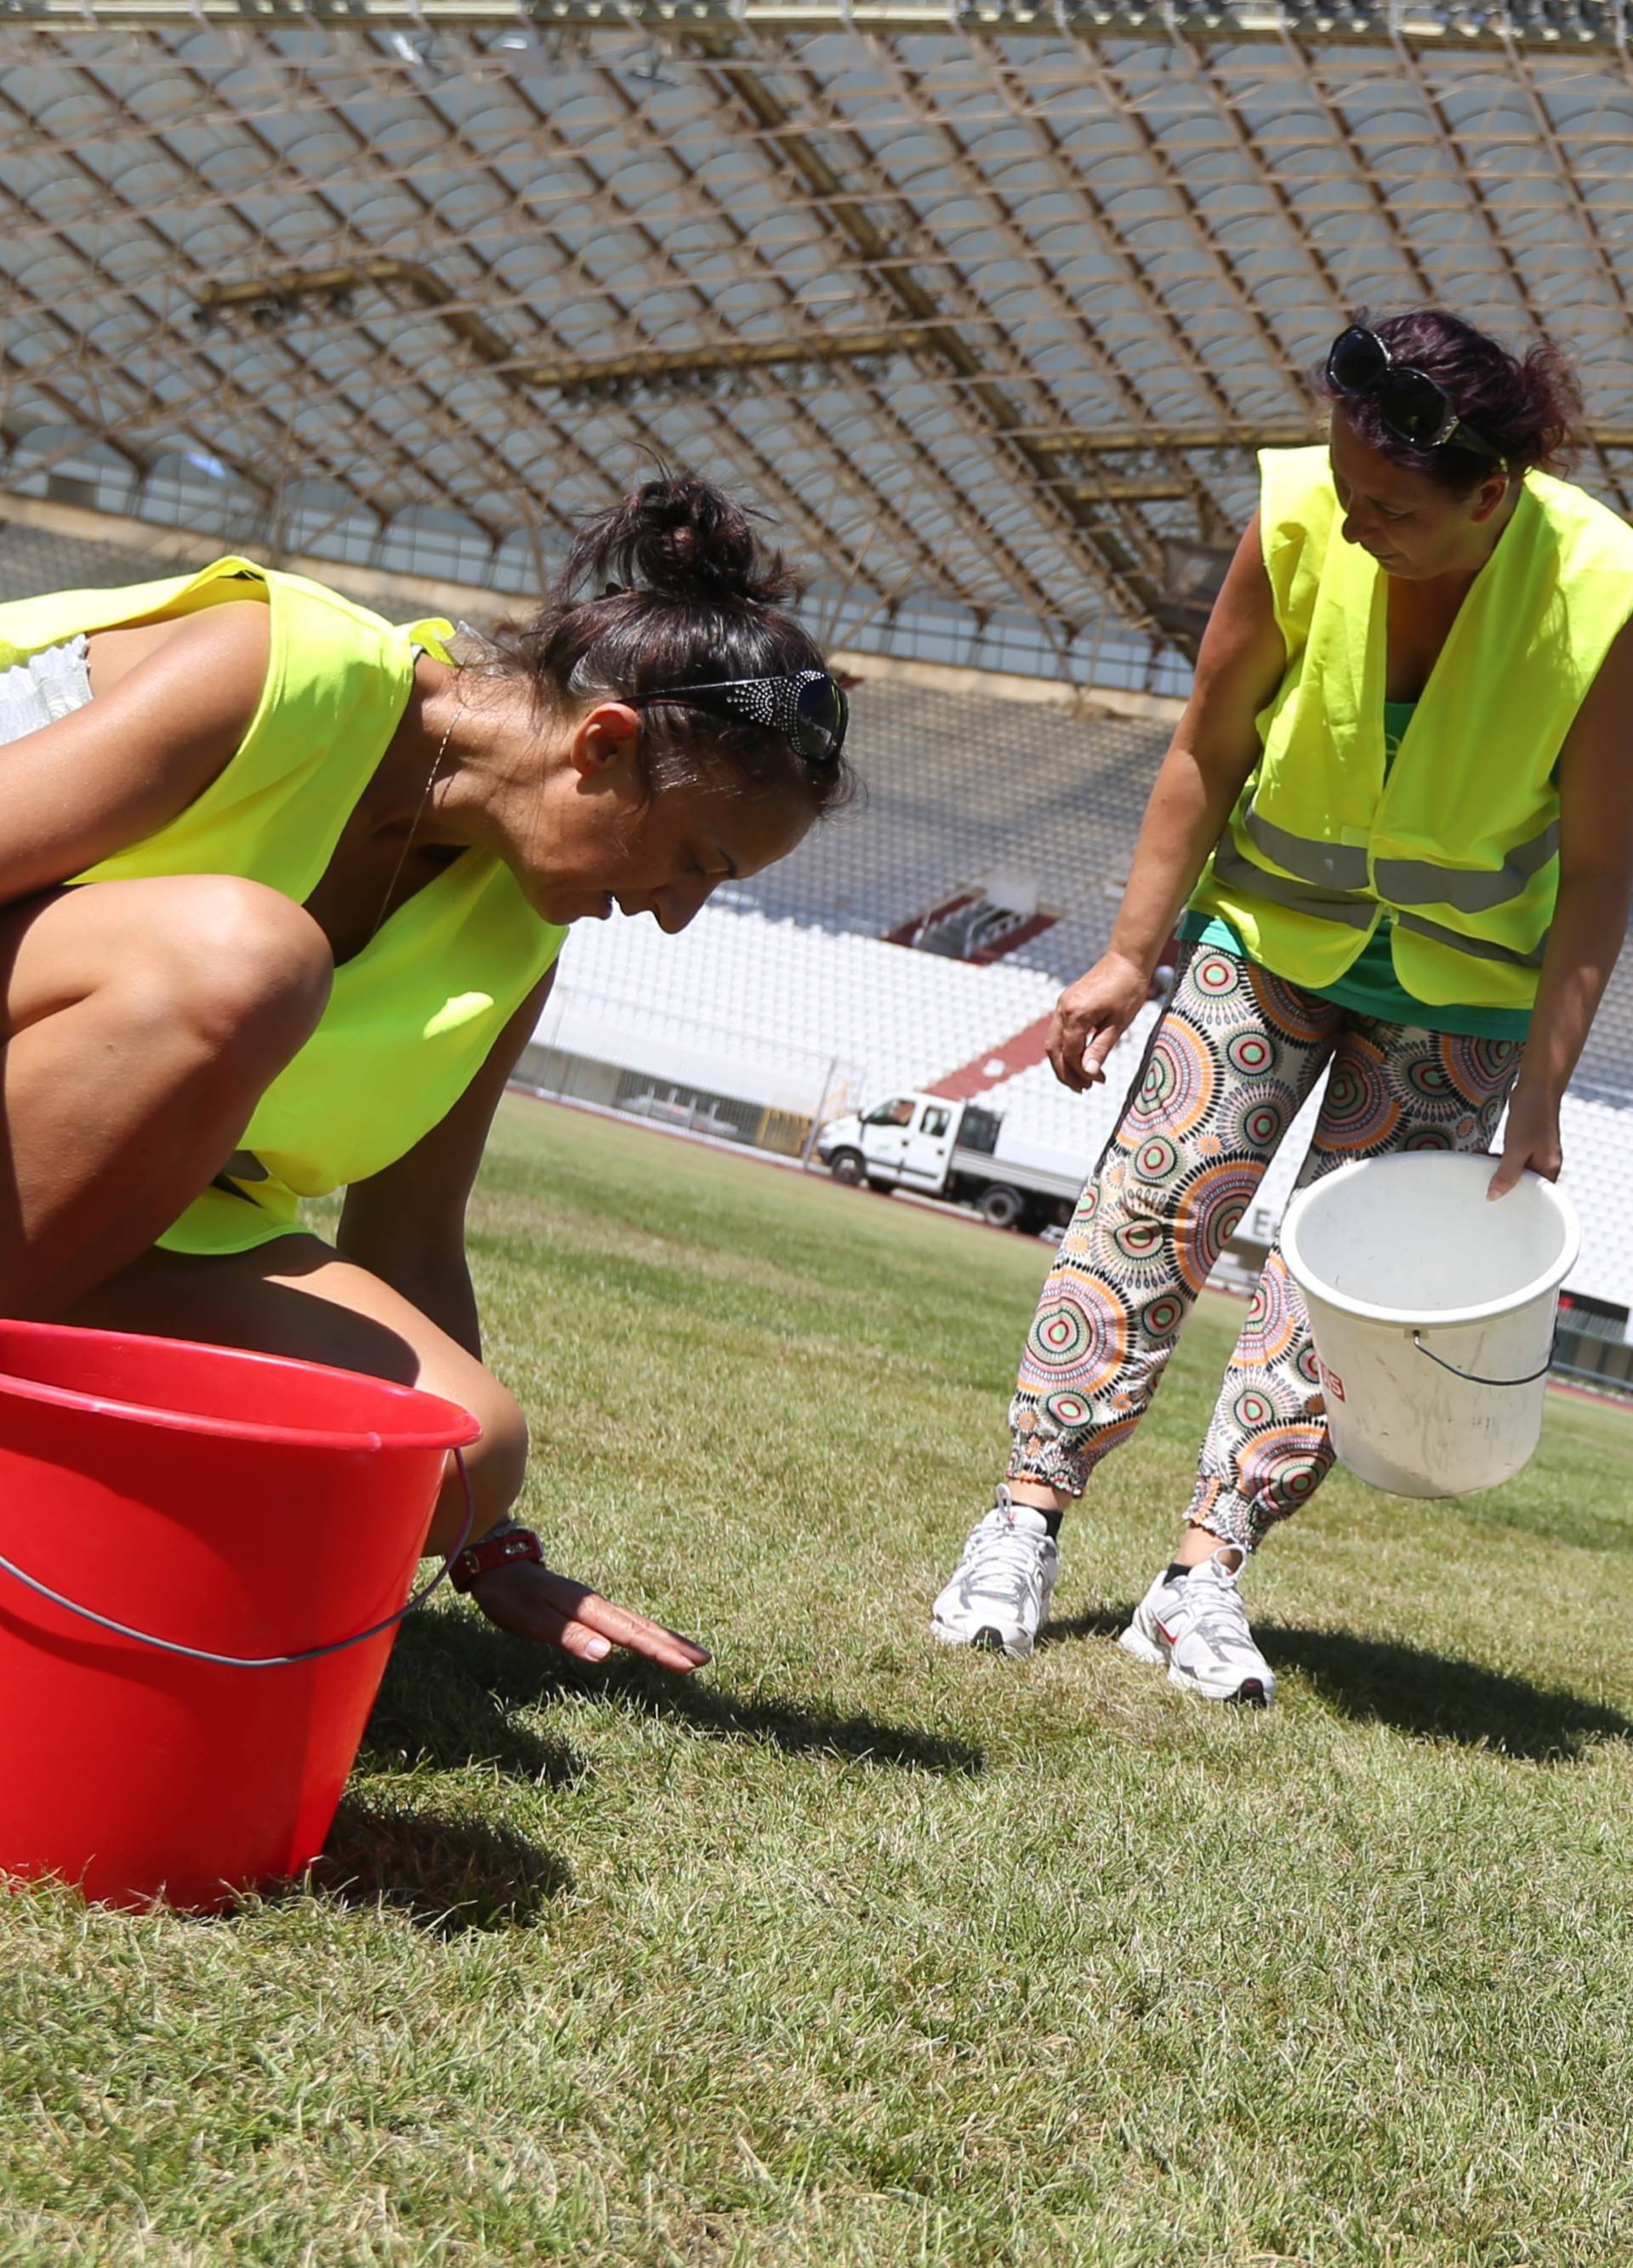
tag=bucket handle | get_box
[1411,1331,1555,1389]
[0,1448,476,1668]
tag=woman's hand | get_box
[1488,1083,1562,1198]
[1047,953,1152,1093]
[469,1554,711,1673]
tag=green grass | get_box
[4,1094,1633,2266]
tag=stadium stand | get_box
[5,504,1633,1318]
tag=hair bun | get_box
[563,473,799,609]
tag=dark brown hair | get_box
[490,475,855,815]
[1317,308,1583,495]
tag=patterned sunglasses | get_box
[629,670,849,765]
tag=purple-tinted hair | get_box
[1316,308,1583,494]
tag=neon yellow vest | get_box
[0,556,566,1256]
[1192,447,1633,1007]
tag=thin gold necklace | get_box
[369,701,458,943]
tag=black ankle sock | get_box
[1042,1509,1063,1539]
[1165,1561,1191,1583]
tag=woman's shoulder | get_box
[1256,446,1336,549]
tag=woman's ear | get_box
[570,700,643,778]
[1470,470,1515,525]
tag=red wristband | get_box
[448,1525,544,1593]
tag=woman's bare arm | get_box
[0,601,268,904]
[337,967,558,1354]
[1488,617,1633,1195]
[1049,515,1286,1090]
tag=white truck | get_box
[814,1091,1087,1234]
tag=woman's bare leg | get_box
[64,1238,709,1672]
[0,876,332,1316]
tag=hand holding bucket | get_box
[1281,1153,1579,1499]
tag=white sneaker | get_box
[930,1488,1060,1660]
[1117,1549,1275,1707]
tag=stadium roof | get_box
[6,3,1633,687]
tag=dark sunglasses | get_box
[629,669,849,766]
[1326,325,1507,470]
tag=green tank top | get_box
[0,556,566,1255]
[1182,700,1531,1040]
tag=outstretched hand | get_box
[469,1556,710,1673]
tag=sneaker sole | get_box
[970,1624,1035,1661]
[929,1616,1035,1661]
[1165,1663,1275,1709]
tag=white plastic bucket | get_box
[1280,1154,1579,1498]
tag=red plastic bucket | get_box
[0,1320,480,1912]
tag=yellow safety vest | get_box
[0,556,566,1255]
[1191,447,1633,1007]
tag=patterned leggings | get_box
[1008,946,1523,1550]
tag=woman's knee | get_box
[451,1374,530,1534]
[137,877,333,1064]
[105,875,335,1070]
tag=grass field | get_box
[5,1095,1633,2267]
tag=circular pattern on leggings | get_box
[1234,1260,1299,1368]
[1232,1386,1276,1431]
[1236,1422,1326,1512]
[1193,953,1241,998]
[1400,1046,1460,1111]
[1044,1389,1091,1430]
[1130,1020,1216,1138]
[1172,1160,1259,1293]
[1448,1035,1522,1103]
[1097,1215,1174,1288]
[1131,1133,1182,1186]
[1249,962,1335,1046]
[1219,1079,1294,1155]
[1224,1028,1276,1078]
[1319,1052,1401,1152]
[1141,1291,1186,1338]
[1022,1278,1128,1393]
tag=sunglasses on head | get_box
[629,669,849,766]
[1326,325,1508,471]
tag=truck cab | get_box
[815,1092,959,1194]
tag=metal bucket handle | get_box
[0,1448,476,1667]
[1411,1331,1555,1390]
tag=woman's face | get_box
[507,700,815,932]
[1329,410,1512,581]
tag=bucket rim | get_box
[0,1321,482,1453]
[1281,1154,1581,1332]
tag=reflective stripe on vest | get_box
[1241,802,1560,914]
[1392,911,1546,969]
[1216,829,1550,969]
[1374,821,1559,913]
[1211,829,1374,928]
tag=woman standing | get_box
[0,476,851,1669]
[931,311,1633,1700]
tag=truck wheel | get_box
[828,1148,868,1186]
[977,1183,1026,1230]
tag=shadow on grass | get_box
[365,1608,982,1778]
[1260,1621,1632,1764]
[1040,1605,1630,1764]
[360,1616,586,1790]
[310,1794,569,1935]
[1038,1605,1134,1651]
[591,1656,985,1776]
[408,1610,984,1777]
